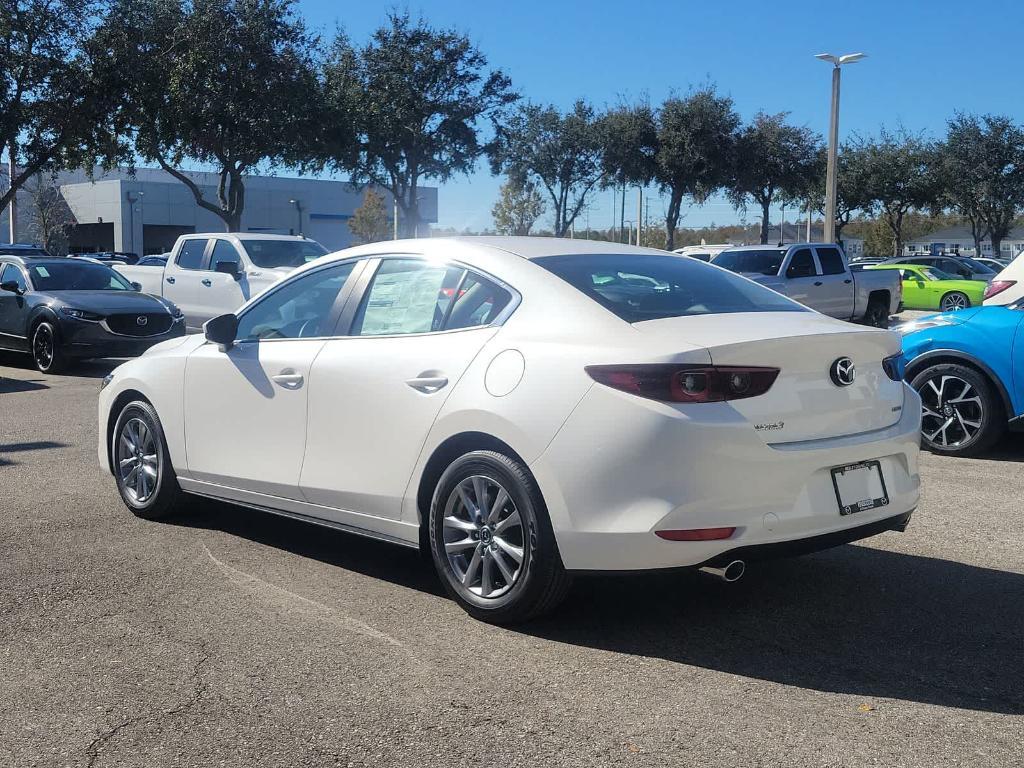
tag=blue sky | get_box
[299,0,1024,232]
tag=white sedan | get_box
[98,237,922,623]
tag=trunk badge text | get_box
[830,357,856,387]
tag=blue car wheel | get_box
[909,363,1005,456]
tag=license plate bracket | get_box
[830,460,889,516]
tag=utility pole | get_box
[7,144,16,243]
[806,201,812,242]
[636,187,642,246]
[392,193,398,240]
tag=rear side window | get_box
[177,239,208,270]
[785,248,817,278]
[534,253,807,323]
[816,247,846,275]
[352,259,464,336]
[446,272,513,329]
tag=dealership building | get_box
[1,167,438,255]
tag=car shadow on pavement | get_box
[0,376,49,393]
[179,499,1022,716]
[0,352,121,379]
[0,440,69,466]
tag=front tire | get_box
[940,291,970,312]
[111,400,186,520]
[910,363,1004,456]
[428,450,571,623]
[32,321,67,373]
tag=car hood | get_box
[44,290,174,314]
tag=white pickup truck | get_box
[115,233,328,332]
[713,243,902,327]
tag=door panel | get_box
[0,264,29,350]
[299,327,497,518]
[811,246,855,318]
[184,339,325,498]
[166,238,209,329]
[195,240,250,325]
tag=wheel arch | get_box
[415,431,530,546]
[904,350,1012,421]
[867,288,891,307]
[104,389,154,474]
[26,305,60,338]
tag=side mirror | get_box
[215,260,242,280]
[0,280,22,295]
[131,281,142,291]
[204,313,238,350]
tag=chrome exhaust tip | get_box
[699,560,745,583]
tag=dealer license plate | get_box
[830,460,889,516]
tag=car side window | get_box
[209,240,241,273]
[446,272,513,330]
[815,247,846,275]
[177,239,208,270]
[1,263,28,292]
[785,248,817,279]
[352,259,466,336]
[235,262,355,341]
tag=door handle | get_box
[201,279,212,287]
[844,278,852,284]
[405,375,449,394]
[271,370,304,388]
[166,276,175,284]
[813,281,823,286]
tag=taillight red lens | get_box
[984,280,1016,300]
[656,527,736,541]
[585,364,780,403]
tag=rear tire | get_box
[32,321,67,374]
[940,292,970,312]
[910,363,1004,457]
[863,297,889,328]
[111,400,187,520]
[428,450,571,624]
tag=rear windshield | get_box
[240,239,328,268]
[534,253,808,323]
[714,248,787,275]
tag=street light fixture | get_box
[815,51,865,243]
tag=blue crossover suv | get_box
[899,302,1024,456]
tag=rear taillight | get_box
[656,527,736,541]
[585,364,780,403]
[881,354,904,381]
[984,280,1016,300]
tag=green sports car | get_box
[866,263,988,312]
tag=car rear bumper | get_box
[531,382,922,572]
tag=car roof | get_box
[181,232,317,242]
[433,236,671,260]
[716,243,836,252]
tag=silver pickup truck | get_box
[712,243,901,327]
[115,233,327,332]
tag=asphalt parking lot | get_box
[2,347,1022,768]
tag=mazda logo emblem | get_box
[830,357,856,387]
[136,315,148,326]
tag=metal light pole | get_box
[288,198,303,236]
[7,145,17,243]
[815,52,865,243]
[636,187,642,246]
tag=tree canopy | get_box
[491,176,545,235]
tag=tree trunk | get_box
[759,199,771,244]
[990,234,1003,262]
[664,188,683,251]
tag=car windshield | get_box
[534,253,808,323]
[240,239,328,268]
[957,257,995,273]
[920,267,953,281]
[28,261,133,291]
[713,248,787,276]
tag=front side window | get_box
[534,253,807,323]
[235,262,355,341]
[28,261,131,291]
[1,263,28,292]
[816,247,846,275]
[714,248,786,276]
[352,259,468,336]
[209,240,241,273]
[177,239,208,270]
[785,248,817,278]
[240,239,328,269]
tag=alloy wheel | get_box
[117,417,159,504]
[442,475,525,599]
[941,292,968,312]
[33,326,53,369]
[919,374,983,449]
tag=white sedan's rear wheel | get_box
[429,450,571,623]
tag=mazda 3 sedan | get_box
[0,256,185,372]
[98,238,922,623]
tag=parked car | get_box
[0,243,49,257]
[898,302,1024,456]
[80,251,139,265]
[114,233,327,331]
[713,243,901,327]
[672,244,733,262]
[0,254,185,372]
[974,257,1009,272]
[865,263,986,312]
[98,237,921,623]
[983,256,1024,306]
[136,255,168,267]
[882,255,995,282]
